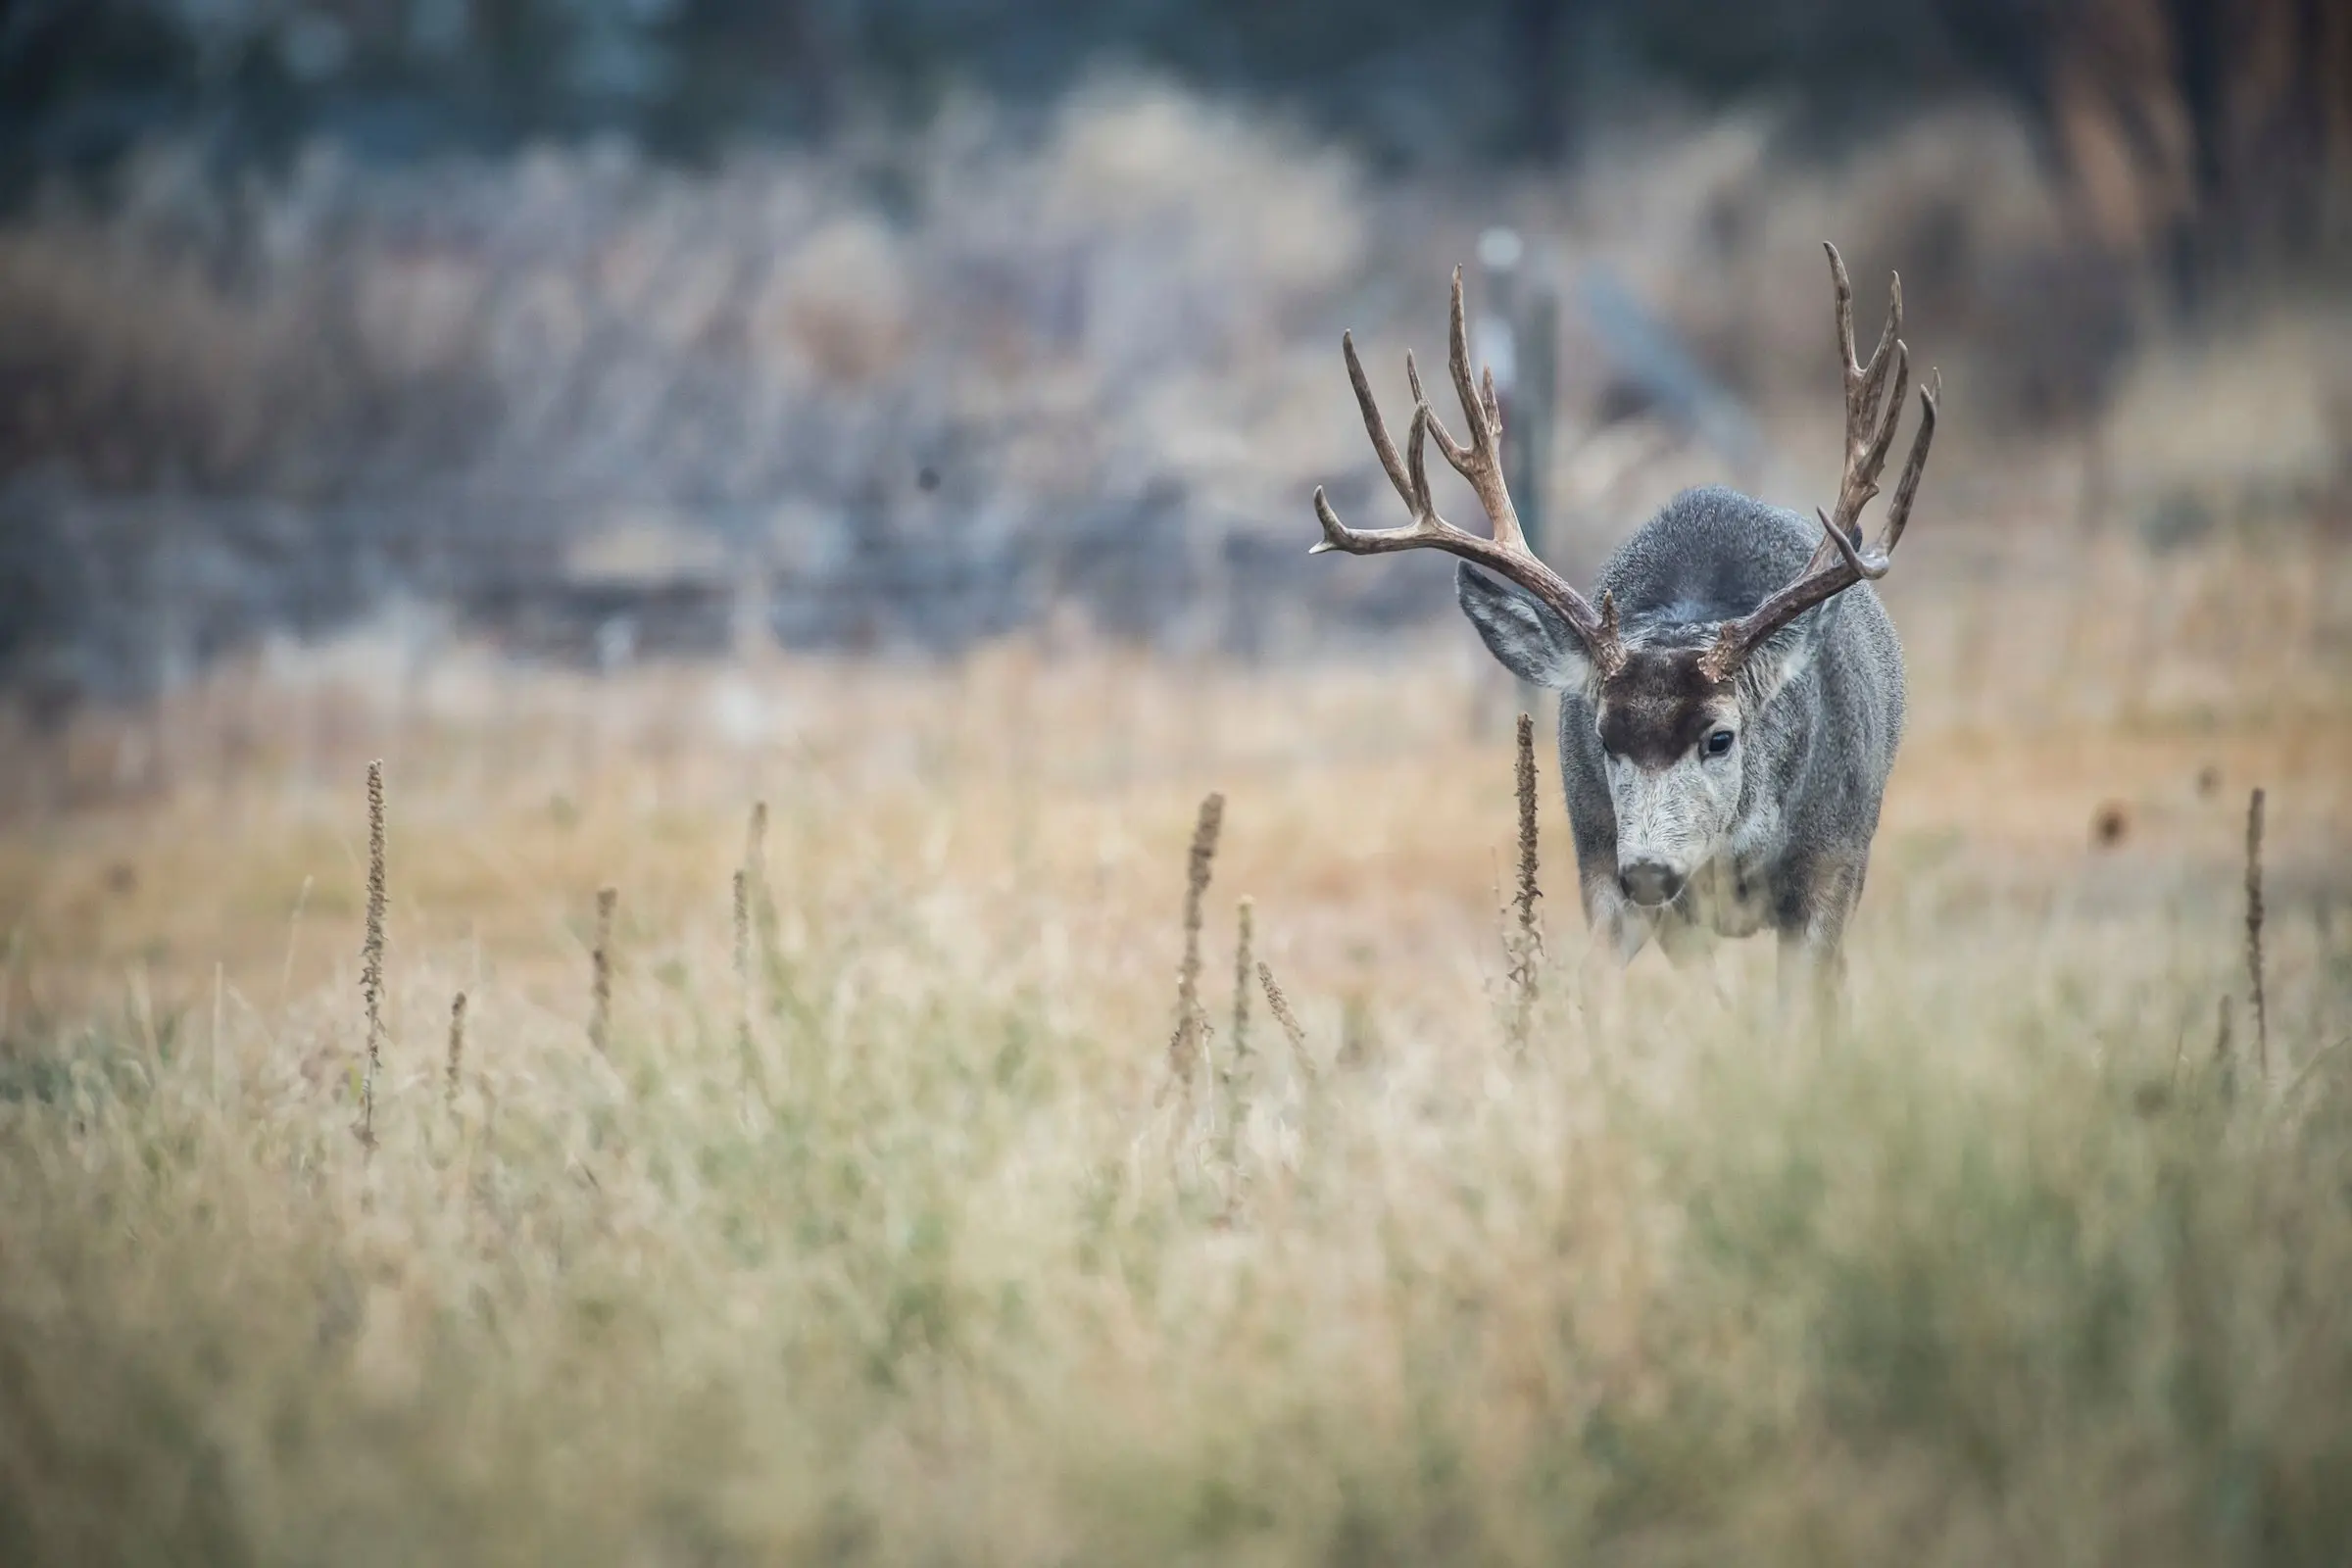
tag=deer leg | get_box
[1655,902,1738,1011]
[1584,874,1650,965]
[1776,857,1860,1037]
[1577,875,1648,1041]
[1778,929,1847,1036]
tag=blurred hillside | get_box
[2,1,2349,707]
[10,0,2349,194]
[0,0,2014,176]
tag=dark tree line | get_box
[0,1,2075,180]
[3,0,2344,270]
[1935,0,2351,300]
[0,0,2342,267]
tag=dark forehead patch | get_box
[1595,649,1733,767]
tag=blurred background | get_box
[0,0,2347,727]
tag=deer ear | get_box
[1737,605,1831,707]
[1456,564,1594,691]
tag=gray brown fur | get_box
[1592,648,1731,768]
[1457,485,1906,1004]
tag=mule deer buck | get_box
[1309,244,1936,1012]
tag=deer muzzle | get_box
[1619,859,1686,908]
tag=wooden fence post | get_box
[1478,227,1561,739]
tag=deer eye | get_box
[1705,728,1736,757]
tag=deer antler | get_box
[1312,268,1624,675]
[1698,242,1938,683]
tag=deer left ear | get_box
[1457,564,1594,691]
[1736,606,1831,707]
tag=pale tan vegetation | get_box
[1,516,2349,1562]
[10,92,2343,570]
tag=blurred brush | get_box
[1576,262,1771,483]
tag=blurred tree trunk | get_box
[1942,0,2351,314]
[1508,0,1584,164]
[728,0,837,140]
[2161,0,2226,311]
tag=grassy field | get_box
[2,521,2350,1565]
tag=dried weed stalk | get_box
[742,801,790,1012]
[1508,712,1544,1052]
[1257,960,1316,1086]
[731,864,771,1103]
[589,887,617,1054]
[1219,895,1256,1162]
[445,991,467,1113]
[2214,994,2236,1102]
[1158,792,1224,1112]
[732,865,753,1049]
[2246,787,2269,1080]
[1230,895,1255,1067]
[359,759,387,1152]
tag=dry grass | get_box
[1,526,2351,1564]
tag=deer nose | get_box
[1619,861,1684,907]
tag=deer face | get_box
[1592,649,1742,906]
[1454,564,1826,906]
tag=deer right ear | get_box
[1456,564,1593,691]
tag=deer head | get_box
[1312,245,1937,906]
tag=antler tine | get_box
[1407,288,1474,458]
[1827,245,1908,543]
[1853,338,1911,523]
[1815,507,1887,579]
[1403,348,1433,421]
[1311,340,1475,558]
[1828,244,1898,417]
[1402,347,1462,499]
[1448,267,1496,455]
[1406,339,1503,463]
[1803,330,1910,576]
[1855,271,1902,427]
[1827,240,1855,364]
[1697,504,1880,682]
[1309,269,1622,673]
[1423,266,1527,552]
[1342,330,1415,511]
[1404,402,1435,518]
[1875,372,1939,559]
[1699,245,1941,683]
